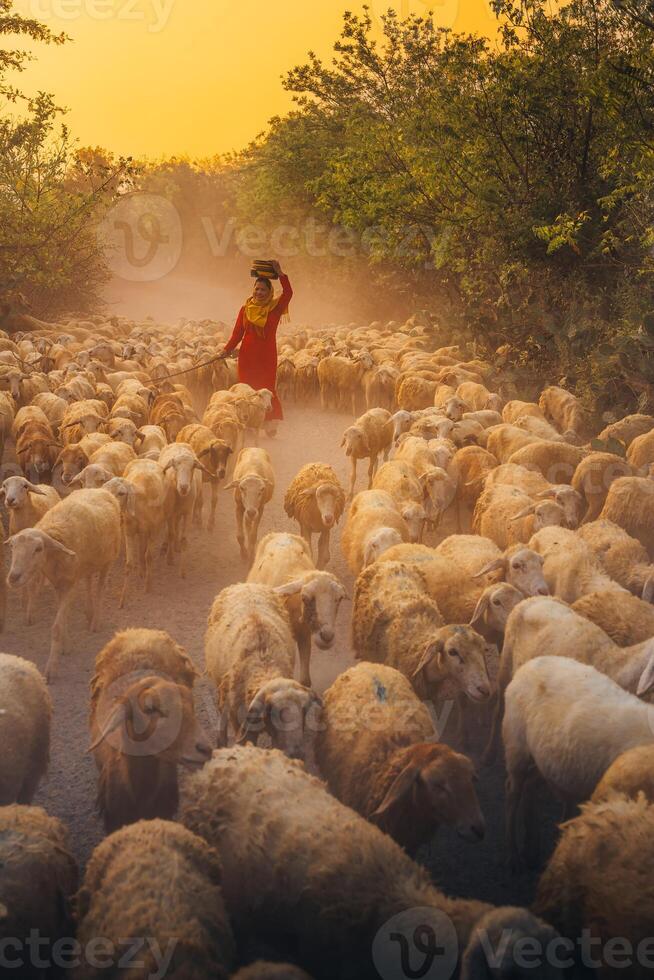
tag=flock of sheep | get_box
[2,310,654,978]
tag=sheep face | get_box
[532,500,566,533]
[372,744,485,844]
[300,575,347,650]
[421,468,457,524]
[470,583,523,635]
[486,393,503,413]
[341,426,367,458]
[392,410,413,444]
[415,626,492,702]
[7,528,75,588]
[56,445,88,485]
[256,389,274,414]
[548,486,584,528]
[363,527,403,566]
[163,452,197,498]
[1,476,47,510]
[444,397,466,422]
[401,503,426,543]
[201,441,232,480]
[78,413,104,435]
[104,477,136,516]
[426,440,455,469]
[69,464,113,490]
[315,484,340,529]
[233,474,269,523]
[236,678,323,761]
[507,549,549,597]
[108,418,139,446]
[92,677,212,769]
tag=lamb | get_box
[434,534,550,597]
[484,595,654,766]
[538,384,585,437]
[0,805,78,978]
[225,447,275,564]
[503,657,654,869]
[159,442,207,576]
[507,439,587,484]
[529,525,627,601]
[572,590,654,645]
[247,532,347,687]
[180,745,561,980]
[576,519,654,599]
[6,488,122,681]
[74,820,235,980]
[597,412,654,447]
[472,484,566,549]
[341,408,393,497]
[205,583,322,759]
[534,793,654,976]
[177,423,232,529]
[0,477,59,534]
[571,451,633,522]
[283,462,346,568]
[372,459,427,541]
[591,744,654,803]
[315,661,484,853]
[340,489,409,574]
[0,654,51,804]
[89,628,210,831]
[352,560,492,703]
[456,380,502,412]
[600,476,654,558]
[104,458,170,605]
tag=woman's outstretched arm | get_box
[222,307,245,354]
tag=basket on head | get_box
[251,260,279,280]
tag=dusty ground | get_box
[5,402,559,908]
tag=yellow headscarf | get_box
[244,280,290,336]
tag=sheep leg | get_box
[209,482,218,531]
[45,585,75,683]
[320,385,327,411]
[367,455,376,488]
[235,499,247,561]
[300,524,313,557]
[179,512,189,579]
[193,486,203,528]
[317,530,331,569]
[351,389,357,416]
[505,749,531,872]
[90,567,109,632]
[85,576,94,628]
[297,633,312,688]
[348,457,357,499]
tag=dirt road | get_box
[7,403,556,908]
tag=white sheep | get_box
[225,447,275,564]
[6,488,122,681]
[0,654,51,804]
[529,525,628,601]
[341,407,394,497]
[247,532,347,686]
[503,656,654,868]
[340,489,409,574]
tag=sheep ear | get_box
[223,480,239,491]
[273,580,305,597]
[370,762,421,824]
[27,483,48,496]
[340,436,346,448]
[642,577,654,605]
[134,429,145,446]
[298,487,317,502]
[412,639,442,679]
[469,591,491,627]
[87,702,127,751]
[472,558,505,580]
[637,653,654,697]
[510,505,535,521]
[235,693,267,744]
[46,537,76,558]
[535,489,556,500]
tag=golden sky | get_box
[11,0,496,158]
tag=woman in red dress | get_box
[219,260,292,432]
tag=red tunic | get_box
[223,273,293,422]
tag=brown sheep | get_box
[507,439,587,484]
[315,662,484,854]
[284,462,346,568]
[591,744,654,803]
[576,519,654,599]
[180,746,560,980]
[177,422,233,529]
[74,820,235,980]
[89,628,211,832]
[0,805,78,980]
[571,451,633,522]
[597,413,654,447]
[600,476,654,558]
[572,591,654,646]
[538,384,585,437]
